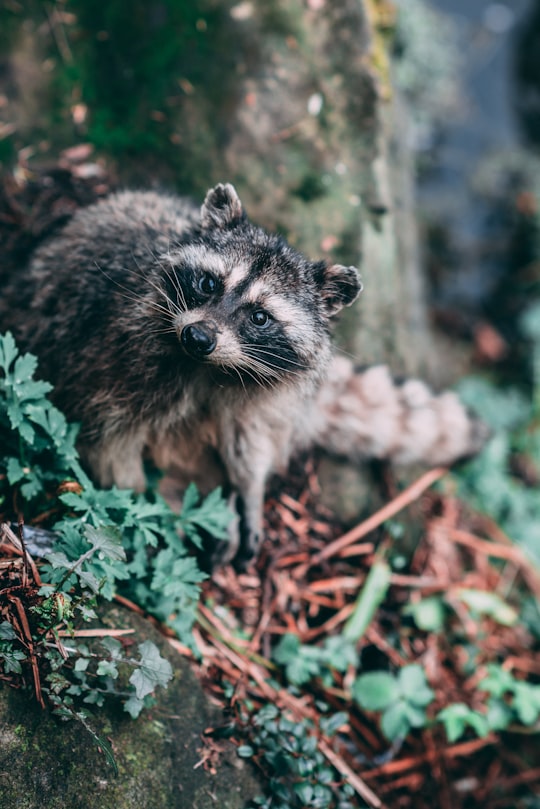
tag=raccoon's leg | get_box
[309,357,489,466]
[218,422,277,566]
[82,428,147,491]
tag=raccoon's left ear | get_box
[318,263,362,316]
[201,183,246,229]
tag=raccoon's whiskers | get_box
[94,264,176,321]
[243,345,308,373]
[161,264,188,313]
[130,254,182,316]
[147,245,187,311]
[243,349,304,378]
[238,356,282,389]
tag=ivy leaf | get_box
[129,641,173,699]
[100,637,123,659]
[97,659,119,679]
[124,695,145,719]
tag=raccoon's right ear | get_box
[201,183,246,229]
[318,263,363,316]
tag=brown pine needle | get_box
[295,467,448,575]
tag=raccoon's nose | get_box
[181,322,217,357]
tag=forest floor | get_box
[1,155,539,809]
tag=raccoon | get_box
[0,183,486,564]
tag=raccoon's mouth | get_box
[180,322,218,360]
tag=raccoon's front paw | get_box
[211,491,242,567]
[212,498,262,572]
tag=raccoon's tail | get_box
[311,356,489,467]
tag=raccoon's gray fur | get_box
[0,184,486,564]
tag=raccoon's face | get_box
[154,184,361,388]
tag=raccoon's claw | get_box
[210,491,242,567]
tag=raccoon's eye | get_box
[251,309,271,327]
[198,272,217,295]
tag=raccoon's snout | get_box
[181,322,217,358]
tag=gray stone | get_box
[0,605,261,809]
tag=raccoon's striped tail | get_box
[312,357,489,467]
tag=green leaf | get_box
[381,700,410,741]
[437,704,489,743]
[479,664,516,698]
[294,783,313,804]
[352,671,399,711]
[512,683,540,725]
[180,484,232,543]
[84,525,126,562]
[273,634,322,686]
[0,331,18,369]
[78,570,101,594]
[404,596,446,632]
[404,702,428,728]
[398,665,434,707]
[0,648,26,673]
[100,637,123,659]
[0,621,17,640]
[237,745,255,758]
[319,712,348,737]
[96,660,119,679]
[6,457,26,485]
[321,635,358,672]
[129,641,173,699]
[343,560,391,642]
[124,696,145,719]
[455,589,518,626]
[486,698,513,731]
[273,633,300,665]
[74,657,90,672]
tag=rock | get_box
[0,605,261,809]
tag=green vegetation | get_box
[239,704,357,809]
